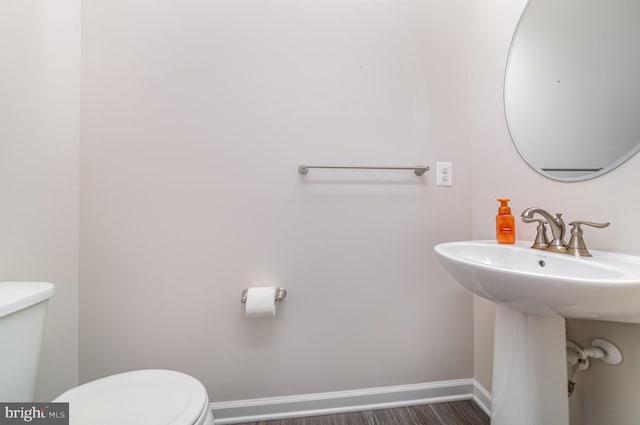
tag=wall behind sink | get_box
[0,0,80,400]
[468,0,640,423]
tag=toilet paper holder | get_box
[240,288,287,304]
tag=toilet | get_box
[54,369,214,425]
[0,282,214,425]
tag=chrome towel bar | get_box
[298,164,429,176]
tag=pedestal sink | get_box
[434,241,640,425]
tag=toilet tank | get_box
[0,282,55,401]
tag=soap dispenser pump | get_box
[496,198,516,244]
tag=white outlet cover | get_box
[436,162,453,187]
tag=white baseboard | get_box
[211,379,492,424]
[472,380,492,417]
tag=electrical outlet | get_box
[436,162,453,187]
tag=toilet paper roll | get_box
[245,287,277,318]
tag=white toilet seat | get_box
[54,369,214,425]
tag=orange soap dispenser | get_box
[496,198,516,244]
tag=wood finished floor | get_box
[237,401,489,425]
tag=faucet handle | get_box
[568,221,610,229]
[567,221,610,257]
[522,217,550,249]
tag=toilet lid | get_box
[54,370,209,425]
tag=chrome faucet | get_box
[521,207,610,257]
[521,207,568,253]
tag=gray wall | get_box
[11,3,638,419]
[0,0,80,400]
[78,0,475,401]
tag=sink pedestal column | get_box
[491,305,569,425]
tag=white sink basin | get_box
[434,240,640,322]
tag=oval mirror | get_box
[505,0,640,181]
